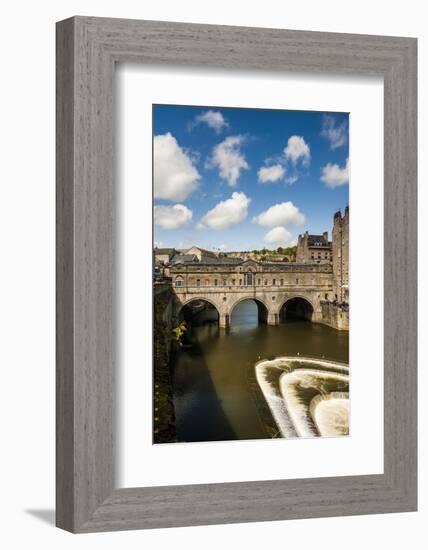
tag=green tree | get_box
[171,322,187,346]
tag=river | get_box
[171,300,349,443]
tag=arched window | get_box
[175,276,184,287]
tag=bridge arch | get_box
[230,296,269,326]
[279,296,314,322]
[178,297,220,325]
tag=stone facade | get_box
[170,259,334,328]
[185,246,218,262]
[321,301,349,331]
[296,231,332,264]
[332,206,349,303]
[154,247,177,265]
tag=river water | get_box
[171,301,349,443]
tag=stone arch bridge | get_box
[170,259,334,328]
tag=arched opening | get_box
[179,299,219,326]
[231,299,268,327]
[280,297,313,322]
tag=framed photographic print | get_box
[56,17,417,532]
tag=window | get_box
[175,278,183,287]
[196,279,200,287]
[296,278,299,284]
[205,279,209,286]
[245,271,253,286]
[280,279,284,286]
[272,296,276,301]
[272,278,276,286]
[264,279,268,285]
[258,278,261,285]
[325,293,328,300]
[232,279,235,286]
[239,279,242,285]
[214,279,218,286]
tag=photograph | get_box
[153,104,350,444]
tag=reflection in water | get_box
[172,300,349,443]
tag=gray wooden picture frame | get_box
[56,16,417,533]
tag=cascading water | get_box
[255,357,349,438]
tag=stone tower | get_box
[296,230,332,264]
[332,206,349,303]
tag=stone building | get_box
[165,208,349,331]
[170,258,333,327]
[185,246,218,262]
[332,206,349,303]
[154,247,177,265]
[296,231,332,264]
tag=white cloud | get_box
[321,115,348,150]
[154,204,192,229]
[321,158,349,188]
[264,226,293,246]
[253,201,305,228]
[199,192,250,230]
[154,132,200,201]
[258,164,285,183]
[284,135,310,165]
[194,110,228,132]
[209,135,249,187]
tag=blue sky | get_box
[153,104,349,252]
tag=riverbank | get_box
[153,284,177,444]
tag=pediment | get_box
[241,259,259,268]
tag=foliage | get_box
[246,245,297,259]
[171,322,187,346]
